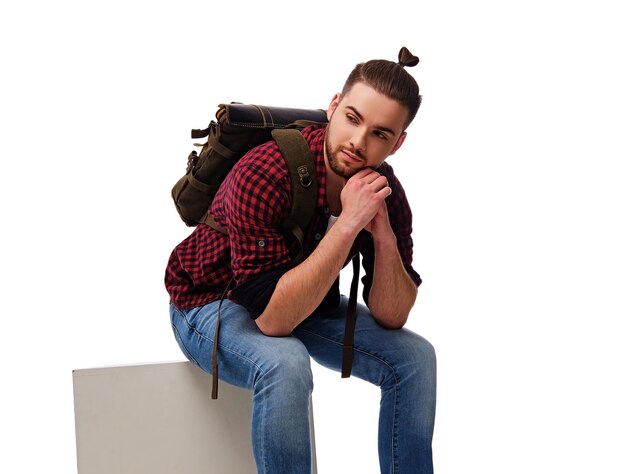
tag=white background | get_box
[1,1,625,473]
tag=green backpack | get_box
[171,102,328,261]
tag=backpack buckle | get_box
[297,166,312,188]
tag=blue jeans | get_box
[170,296,436,474]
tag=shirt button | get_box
[257,240,266,247]
[314,233,322,241]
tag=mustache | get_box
[339,146,365,161]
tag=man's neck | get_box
[325,165,345,216]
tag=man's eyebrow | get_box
[345,105,397,136]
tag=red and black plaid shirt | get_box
[165,125,421,314]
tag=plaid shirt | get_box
[165,125,421,312]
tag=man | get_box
[165,47,436,474]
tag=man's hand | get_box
[339,169,391,234]
[364,200,395,242]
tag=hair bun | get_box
[398,47,420,67]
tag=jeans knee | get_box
[415,335,437,370]
[392,333,437,385]
[257,344,313,396]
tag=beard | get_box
[324,127,367,179]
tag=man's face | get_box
[324,82,409,179]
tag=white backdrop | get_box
[1,1,625,473]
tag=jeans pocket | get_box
[171,323,200,366]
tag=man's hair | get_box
[341,48,422,129]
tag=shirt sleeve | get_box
[220,142,294,317]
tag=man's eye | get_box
[375,131,388,140]
[346,114,358,123]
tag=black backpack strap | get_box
[271,129,318,263]
[211,276,235,399]
[342,254,360,378]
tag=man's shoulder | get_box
[301,123,327,141]
[301,124,327,157]
[234,124,326,177]
[232,138,288,184]
[377,162,399,183]
[379,162,411,209]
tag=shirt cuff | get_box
[230,267,288,319]
[405,264,422,288]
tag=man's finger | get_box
[370,175,390,191]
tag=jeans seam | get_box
[392,379,400,474]
[171,323,200,365]
[259,388,268,474]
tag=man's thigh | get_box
[293,296,435,387]
[170,300,312,390]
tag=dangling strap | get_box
[342,254,361,378]
[212,277,235,399]
[211,259,359,393]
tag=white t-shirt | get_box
[325,214,339,234]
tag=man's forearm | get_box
[255,220,358,336]
[256,168,393,335]
[367,234,417,328]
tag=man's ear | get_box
[327,93,342,121]
[389,131,407,156]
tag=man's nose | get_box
[350,128,367,152]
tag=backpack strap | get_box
[272,128,358,378]
[341,254,360,377]
[271,128,318,263]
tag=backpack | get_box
[171,102,328,262]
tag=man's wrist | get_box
[372,230,397,249]
[333,216,364,242]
